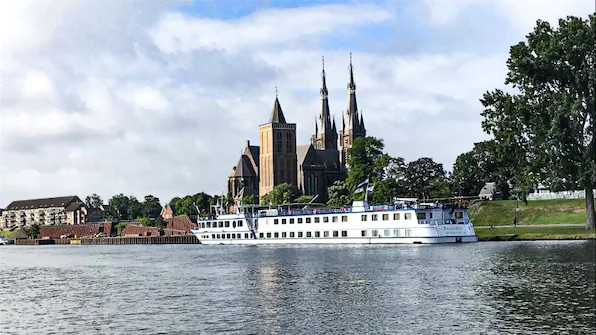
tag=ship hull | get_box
[192,233,477,245]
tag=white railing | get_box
[527,189,595,200]
[418,219,470,225]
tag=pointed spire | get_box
[348,52,356,92]
[269,88,287,124]
[320,56,328,98]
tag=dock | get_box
[14,235,200,245]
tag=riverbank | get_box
[476,225,596,241]
[469,198,589,226]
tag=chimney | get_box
[246,140,250,147]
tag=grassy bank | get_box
[476,225,596,241]
[468,198,589,226]
[0,228,28,240]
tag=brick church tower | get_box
[259,93,297,197]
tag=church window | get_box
[277,133,282,153]
[286,133,292,153]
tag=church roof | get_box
[269,97,287,124]
[297,144,313,166]
[247,145,260,168]
[232,155,257,178]
[316,149,341,170]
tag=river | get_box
[0,241,594,334]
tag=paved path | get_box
[475,223,585,229]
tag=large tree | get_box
[345,137,385,190]
[107,194,142,220]
[451,140,512,197]
[403,157,449,199]
[481,15,595,228]
[142,195,162,219]
[85,193,103,208]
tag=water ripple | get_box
[0,241,594,334]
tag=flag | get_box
[356,178,369,189]
[355,179,373,194]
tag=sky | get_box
[0,0,594,206]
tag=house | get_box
[478,182,502,200]
[160,203,175,219]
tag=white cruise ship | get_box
[191,198,477,245]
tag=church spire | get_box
[269,87,287,124]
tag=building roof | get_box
[247,145,260,168]
[316,149,341,170]
[5,196,82,211]
[232,155,257,178]
[269,96,287,124]
[479,182,496,196]
[297,144,313,166]
[64,202,85,212]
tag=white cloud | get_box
[0,0,593,206]
[151,4,393,53]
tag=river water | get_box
[0,241,594,334]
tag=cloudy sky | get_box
[0,0,594,206]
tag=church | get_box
[228,54,367,204]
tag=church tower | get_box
[259,91,297,197]
[339,53,366,167]
[312,57,338,150]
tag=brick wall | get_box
[121,224,160,237]
[39,223,102,238]
[165,215,196,233]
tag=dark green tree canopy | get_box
[481,15,595,228]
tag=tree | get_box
[326,181,352,207]
[241,195,256,205]
[294,195,314,204]
[142,195,162,219]
[85,193,103,208]
[481,15,595,228]
[25,224,40,239]
[346,137,385,190]
[193,192,213,216]
[403,157,448,199]
[259,183,301,205]
[107,194,142,220]
[451,140,513,197]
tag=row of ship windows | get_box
[200,220,245,229]
[199,229,414,240]
[198,212,466,229]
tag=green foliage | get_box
[85,193,103,208]
[142,195,162,219]
[115,222,127,235]
[25,224,40,239]
[403,157,449,199]
[346,137,385,190]
[107,194,142,220]
[326,181,352,207]
[294,195,314,204]
[241,195,256,205]
[138,217,151,226]
[260,183,301,205]
[451,141,509,197]
[475,225,595,241]
[480,15,596,228]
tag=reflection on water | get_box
[0,241,594,334]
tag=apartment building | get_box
[0,196,87,228]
